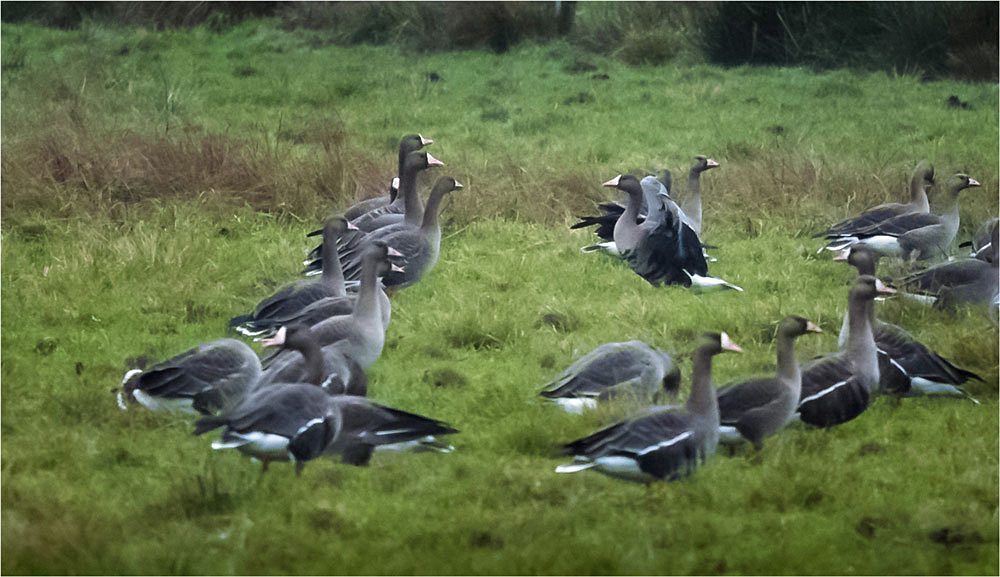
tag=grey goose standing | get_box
[716,316,822,449]
[259,242,399,388]
[796,275,880,427]
[378,176,463,289]
[231,216,356,336]
[539,340,681,414]
[818,160,935,244]
[341,133,432,223]
[836,244,982,400]
[194,383,457,474]
[303,151,444,277]
[679,155,719,236]
[556,332,742,482]
[351,134,435,232]
[820,173,980,260]
[117,324,325,416]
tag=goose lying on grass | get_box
[836,244,982,401]
[194,384,458,475]
[556,332,742,482]
[539,340,680,414]
[717,316,822,450]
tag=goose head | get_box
[693,155,720,173]
[699,331,744,356]
[778,315,823,339]
[603,174,643,200]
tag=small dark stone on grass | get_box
[117,45,130,56]
[427,71,441,82]
[856,516,883,538]
[745,97,760,104]
[75,361,84,375]
[469,530,504,550]
[930,527,983,546]
[234,66,257,78]
[35,337,58,356]
[947,95,970,109]
[591,73,610,80]
[859,442,885,456]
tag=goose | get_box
[605,174,708,286]
[796,275,880,428]
[303,151,444,276]
[341,133,432,223]
[716,316,822,449]
[260,242,398,387]
[821,173,981,260]
[555,332,742,482]
[539,340,681,414]
[352,134,436,232]
[959,217,998,261]
[193,384,458,474]
[817,160,935,241]
[230,216,358,336]
[117,324,324,416]
[679,155,719,236]
[256,324,369,396]
[890,221,999,310]
[835,244,982,400]
[377,176,463,289]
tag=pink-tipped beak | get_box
[419,135,433,146]
[391,264,404,273]
[806,321,823,333]
[453,180,464,189]
[603,175,622,187]
[707,158,720,168]
[968,177,980,187]
[832,251,849,262]
[387,246,404,257]
[260,326,286,348]
[347,221,360,231]
[426,153,444,167]
[720,332,744,353]
[875,278,897,294]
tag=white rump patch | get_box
[555,461,597,474]
[554,397,598,415]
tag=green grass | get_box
[2,20,998,575]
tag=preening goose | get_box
[379,176,463,289]
[716,316,822,449]
[117,324,323,416]
[890,221,999,310]
[539,340,681,414]
[194,384,458,474]
[960,217,998,261]
[836,244,982,400]
[342,133,432,223]
[231,216,355,336]
[817,160,935,241]
[606,174,708,286]
[796,275,880,428]
[680,155,719,236]
[822,173,981,260]
[556,332,742,482]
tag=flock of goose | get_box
[116,135,996,482]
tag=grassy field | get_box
[2,20,998,575]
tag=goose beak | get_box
[875,278,897,294]
[832,249,850,261]
[806,321,822,333]
[391,264,405,273]
[260,326,286,348]
[426,153,444,167]
[720,332,744,353]
[419,135,433,146]
[706,158,720,168]
[968,177,981,187]
[603,175,623,187]
[453,179,464,189]
[387,246,404,258]
[347,221,360,231]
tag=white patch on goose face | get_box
[798,380,849,405]
[637,431,692,456]
[132,390,199,416]
[554,398,598,414]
